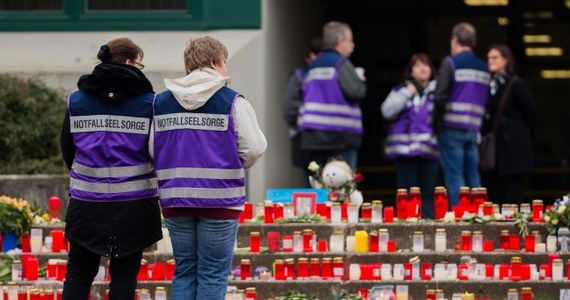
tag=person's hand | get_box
[405,82,417,95]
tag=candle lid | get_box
[167,259,175,264]
[264,200,273,206]
[369,230,378,236]
[44,290,54,295]
[436,228,446,233]
[552,258,563,264]
[521,287,532,293]
[459,186,470,192]
[533,199,543,204]
[426,289,436,295]
[241,259,250,264]
[285,258,295,264]
[372,200,382,205]
[479,187,487,192]
[501,230,510,235]
[310,258,320,263]
[410,186,420,193]
[520,203,530,208]
[435,289,444,294]
[298,257,309,263]
[413,231,423,235]
[473,230,483,235]
[471,187,479,192]
[379,228,389,233]
[156,287,166,291]
[293,231,302,235]
[397,188,407,193]
[250,231,260,236]
[362,202,371,208]
[333,257,344,262]
[435,186,447,192]
[508,288,518,293]
[532,230,540,235]
[322,257,332,262]
[409,256,420,263]
[245,287,256,293]
[302,229,313,234]
[140,259,148,265]
[461,230,472,235]
[274,259,284,264]
[511,257,522,263]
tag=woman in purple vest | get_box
[381,53,439,219]
[151,36,267,300]
[481,44,538,204]
[60,38,162,299]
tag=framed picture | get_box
[292,192,316,216]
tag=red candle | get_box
[285,258,295,279]
[384,206,394,223]
[47,259,57,279]
[403,263,412,280]
[360,203,372,220]
[321,258,333,279]
[522,263,531,280]
[309,258,320,277]
[26,257,39,280]
[567,259,570,280]
[297,258,309,278]
[245,288,257,300]
[249,231,260,253]
[317,240,328,252]
[166,259,175,280]
[387,240,396,252]
[20,253,33,279]
[151,262,166,280]
[30,291,40,300]
[274,259,285,280]
[49,196,61,219]
[21,234,31,253]
[539,263,551,280]
[483,240,494,252]
[18,290,27,300]
[421,262,432,280]
[274,203,284,219]
[302,229,313,252]
[137,259,148,281]
[243,202,253,220]
[434,186,448,220]
[396,189,408,220]
[267,231,280,253]
[51,229,64,253]
[264,204,274,223]
[240,259,251,280]
[458,187,470,207]
[358,289,369,300]
[483,202,493,216]
[282,235,293,252]
[56,289,63,300]
[341,203,348,221]
[332,257,344,280]
[369,231,379,252]
[57,260,67,281]
[408,187,422,218]
[500,230,510,249]
[316,203,329,219]
[532,199,543,222]
[458,263,468,280]
[509,234,520,251]
[525,235,535,252]
[510,257,522,281]
[485,264,494,278]
[461,231,472,251]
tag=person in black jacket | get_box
[482,44,539,204]
[60,37,162,300]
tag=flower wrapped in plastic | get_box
[0,195,35,236]
[544,194,570,235]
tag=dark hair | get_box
[308,37,323,54]
[488,44,516,74]
[452,22,477,47]
[404,53,436,81]
[97,37,144,64]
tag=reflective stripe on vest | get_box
[385,143,438,156]
[72,161,153,178]
[443,113,482,127]
[156,167,244,180]
[70,177,157,194]
[455,69,491,85]
[159,186,246,200]
[386,133,434,143]
[446,102,485,115]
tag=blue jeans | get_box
[394,157,440,219]
[437,128,481,207]
[165,216,238,300]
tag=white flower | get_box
[557,205,566,215]
[494,213,504,220]
[307,161,320,172]
[544,215,551,222]
[552,218,559,225]
[563,195,569,204]
[443,211,456,223]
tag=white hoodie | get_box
[150,68,267,170]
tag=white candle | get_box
[331,204,342,224]
[396,285,409,300]
[347,204,359,224]
[435,229,446,252]
[30,228,43,253]
[393,264,404,280]
[535,243,546,253]
[346,235,356,252]
[546,235,557,252]
[381,264,392,280]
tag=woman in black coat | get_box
[482,44,539,204]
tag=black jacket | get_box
[481,75,539,176]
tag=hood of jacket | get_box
[77,63,154,103]
[164,67,231,111]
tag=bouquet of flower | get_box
[544,194,570,235]
[0,195,35,236]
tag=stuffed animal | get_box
[308,159,363,208]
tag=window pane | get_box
[87,0,186,10]
[0,0,63,10]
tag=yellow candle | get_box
[461,292,475,300]
[355,231,369,253]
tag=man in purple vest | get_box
[298,21,367,171]
[433,22,490,207]
[151,36,266,300]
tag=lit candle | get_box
[461,231,472,251]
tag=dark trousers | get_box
[394,157,440,219]
[483,172,525,205]
[63,240,143,300]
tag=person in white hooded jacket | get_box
[150,36,267,300]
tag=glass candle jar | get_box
[532,199,543,221]
[274,259,285,280]
[547,235,558,252]
[507,288,518,300]
[510,257,522,280]
[396,188,408,220]
[379,229,389,252]
[264,200,274,223]
[347,204,359,224]
[525,235,535,253]
[330,203,342,224]
[321,257,333,279]
[520,287,532,300]
[282,235,293,252]
[412,231,424,253]
[371,200,383,223]
[240,259,251,280]
[435,228,446,252]
[500,230,510,250]
[309,258,320,278]
[552,258,563,281]
[408,186,422,218]
[369,230,379,252]
[472,231,483,252]
[361,202,372,221]
[333,257,345,280]
[293,231,303,253]
[346,235,356,252]
[461,231,472,251]
[249,231,260,253]
[434,186,448,220]
[483,202,493,216]
[302,229,313,252]
[458,186,471,207]
[155,287,167,300]
[330,230,345,252]
[520,203,531,214]
[297,258,309,278]
[245,287,257,300]
[285,258,295,279]
[426,289,436,300]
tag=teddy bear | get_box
[308,159,363,208]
